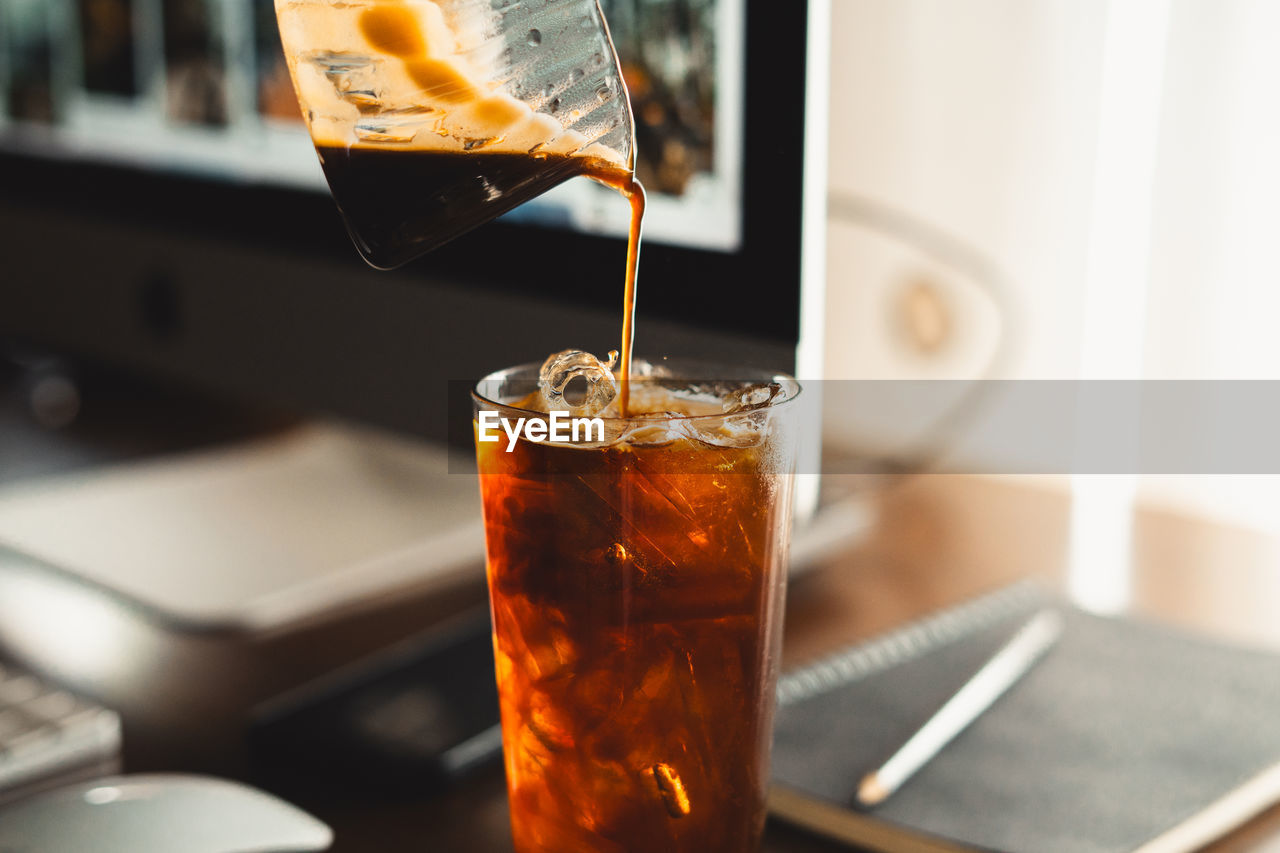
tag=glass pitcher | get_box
[274,0,636,269]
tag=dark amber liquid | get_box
[315,147,600,270]
[476,428,791,852]
[315,145,645,410]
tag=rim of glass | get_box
[471,358,802,423]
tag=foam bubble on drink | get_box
[275,0,626,163]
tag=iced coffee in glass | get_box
[474,352,800,852]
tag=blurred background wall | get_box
[820,0,1280,540]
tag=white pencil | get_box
[857,608,1065,807]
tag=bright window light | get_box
[1069,0,1172,614]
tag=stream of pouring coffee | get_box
[583,165,647,416]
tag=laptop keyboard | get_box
[0,661,121,796]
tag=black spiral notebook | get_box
[770,582,1280,853]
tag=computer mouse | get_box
[0,773,333,852]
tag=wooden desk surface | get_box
[4,472,1280,852]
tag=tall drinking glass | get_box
[473,360,801,852]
